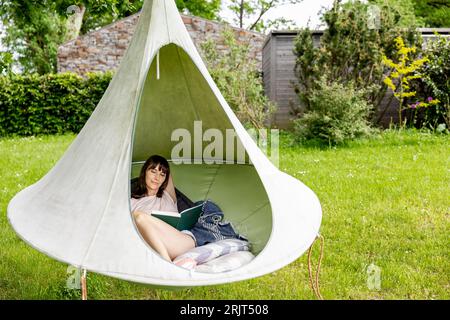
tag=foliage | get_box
[175,0,222,21]
[59,0,223,29]
[0,1,68,74]
[0,51,13,75]
[293,0,422,126]
[368,0,426,27]
[56,0,222,34]
[200,27,276,129]
[55,0,145,36]
[0,0,222,74]
[410,33,450,129]
[0,72,112,136]
[293,76,375,145]
[382,36,437,127]
[0,0,139,74]
[411,0,450,27]
[227,0,301,32]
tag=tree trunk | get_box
[239,0,244,29]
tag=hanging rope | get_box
[307,234,324,300]
[81,268,87,300]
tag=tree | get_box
[227,0,302,32]
[293,0,422,125]
[56,1,145,37]
[176,0,222,21]
[411,0,450,27]
[368,0,426,27]
[0,0,68,74]
[59,0,222,36]
[0,0,223,74]
[0,0,143,74]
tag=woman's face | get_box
[145,165,167,194]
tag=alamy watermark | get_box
[367,5,381,30]
[66,5,81,15]
[170,121,279,168]
[366,263,382,291]
[66,265,81,290]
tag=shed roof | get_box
[263,27,450,49]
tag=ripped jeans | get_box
[181,199,248,247]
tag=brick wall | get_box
[57,13,265,76]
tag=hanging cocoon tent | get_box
[7,0,322,287]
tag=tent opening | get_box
[130,43,272,255]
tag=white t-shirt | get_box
[130,190,178,215]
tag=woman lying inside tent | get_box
[130,155,248,264]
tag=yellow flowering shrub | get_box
[382,36,439,127]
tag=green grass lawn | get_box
[0,130,448,299]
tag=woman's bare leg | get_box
[133,211,195,261]
[133,211,171,261]
[146,215,196,260]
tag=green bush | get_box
[200,27,276,129]
[409,34,450,130]
[0,72,112,136]
[293,77,375,145]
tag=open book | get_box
[151,202,203,231]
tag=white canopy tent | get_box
[7,0,322,288]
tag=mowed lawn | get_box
[0,130,448,299]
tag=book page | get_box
[151,210,180,218]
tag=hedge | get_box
[0,72,113,136]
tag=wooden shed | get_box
[263,29,450,129]
[263,30,322,129]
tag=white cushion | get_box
[194,251,255,273]
[173,239,250,270]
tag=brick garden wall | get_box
[57,13,265,75]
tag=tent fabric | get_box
[7,0,322,287]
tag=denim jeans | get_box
[181,199,248,247]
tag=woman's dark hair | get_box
[131,155,170,199]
